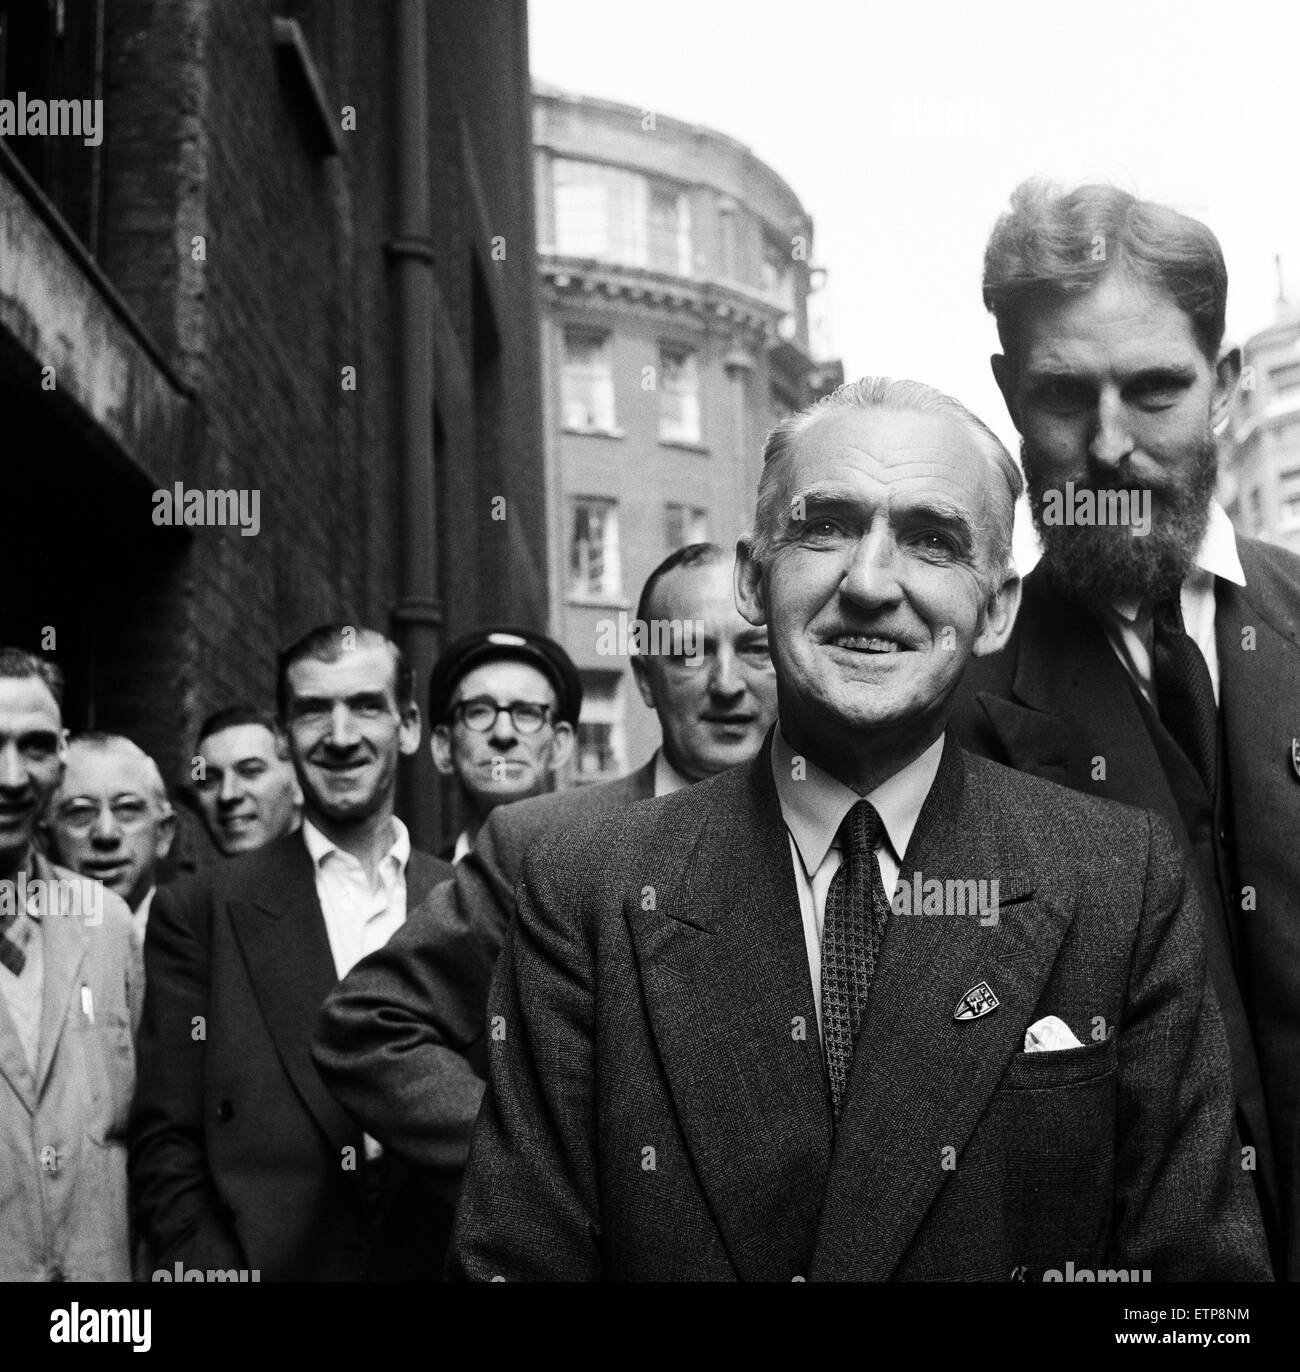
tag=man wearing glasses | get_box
[46,733,176,933]
[428,627,581,862]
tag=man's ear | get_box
[972,568,1022,658]
[630,653,657,709]
[429,724,456,775]
[990,354,1020,431]
[735,535,768,628]
[548,721,575,772]
[398,703,422,757]
[1211,346,1242,433]
[156,808,177,861]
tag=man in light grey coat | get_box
[0,648,140,1282]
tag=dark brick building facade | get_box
[0,0,546,854]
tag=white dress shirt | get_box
[652,749,691,798]
[771,727,944,1037]
[301,817,411,980]
[132,885,156,940]
[1096,501,1246,708]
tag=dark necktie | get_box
[1151,593,1217,794]
[821,799,892,1123]
[0,902,29,977]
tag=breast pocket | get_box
[993,1034,1119,1269]
[75,993,135,1147]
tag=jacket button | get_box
[38,1145,59,1174]
[48,1267,66,1282]
[216,1100,235,1122]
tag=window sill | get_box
[566,594,631,611]
[564,425,626,440]
[658,439,709,455]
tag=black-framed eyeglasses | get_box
[451,698,554,735]
[54,797,154,832]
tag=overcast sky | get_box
[530,0,1300,473]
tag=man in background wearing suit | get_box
[451,376,1269,1281]
[953,181,1300,1278]
[312,541,777,1190]
[130,625,453,1280]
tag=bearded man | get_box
[954,179,1300,1280]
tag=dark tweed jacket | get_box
[313,761,657,1191]
[450,736,1271,1281]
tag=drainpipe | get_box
[387,0,440,846]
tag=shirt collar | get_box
[451,829,473,865]
[653,749,692,798]
[770,726,944,874]
[134,885,156,929]
[302,815,410,873]
[1110,500,1247,624]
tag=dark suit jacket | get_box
[952,538,1300,1278]
[450,739,1270,1281]
[313,761,656,1191]
[129,831,452,1281]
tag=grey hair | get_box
[61,732,174,816]
[746,375,1022,587]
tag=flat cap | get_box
[428,626,582,727]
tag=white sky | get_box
[529,0,1300,467]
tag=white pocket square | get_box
[1023,1015,1083,1052]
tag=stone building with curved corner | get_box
[534,83,842,781]
[1223,299,1300,555]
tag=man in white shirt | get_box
[130,624,452,1281]
[955,179,1300,1278]
[448,375,1268,1281]
[45,733,175,936]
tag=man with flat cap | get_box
[428,627,580,863]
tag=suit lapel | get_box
[406,850,448,908]
[983,569,1184,826]
[228,838,356,1150]
[626,754,832,1280]
[34,854,88,1098]
[0,972,36,1111]
[810,740,1074,1281]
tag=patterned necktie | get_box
[821,799,892,1123]
[1151,594,1217,794]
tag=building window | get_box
[561,330,616,431]
[575,672,626,782]
[1279,468,1300,531]
[553,158,648,266]
[551,159,692,276]
[648,183,692,275]
[570,498,621,600]
[658,345,701,445]
[1269,361,1300,397]
[1247,487,1264,533]
[665,503,709,550]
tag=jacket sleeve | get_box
[312,818,515,1201]
[1113,812,1273,1279]
[448,834,603,1281]
[128,879,246,1270]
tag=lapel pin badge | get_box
[1291,738,1300,782]
[954,981,1000,1021]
